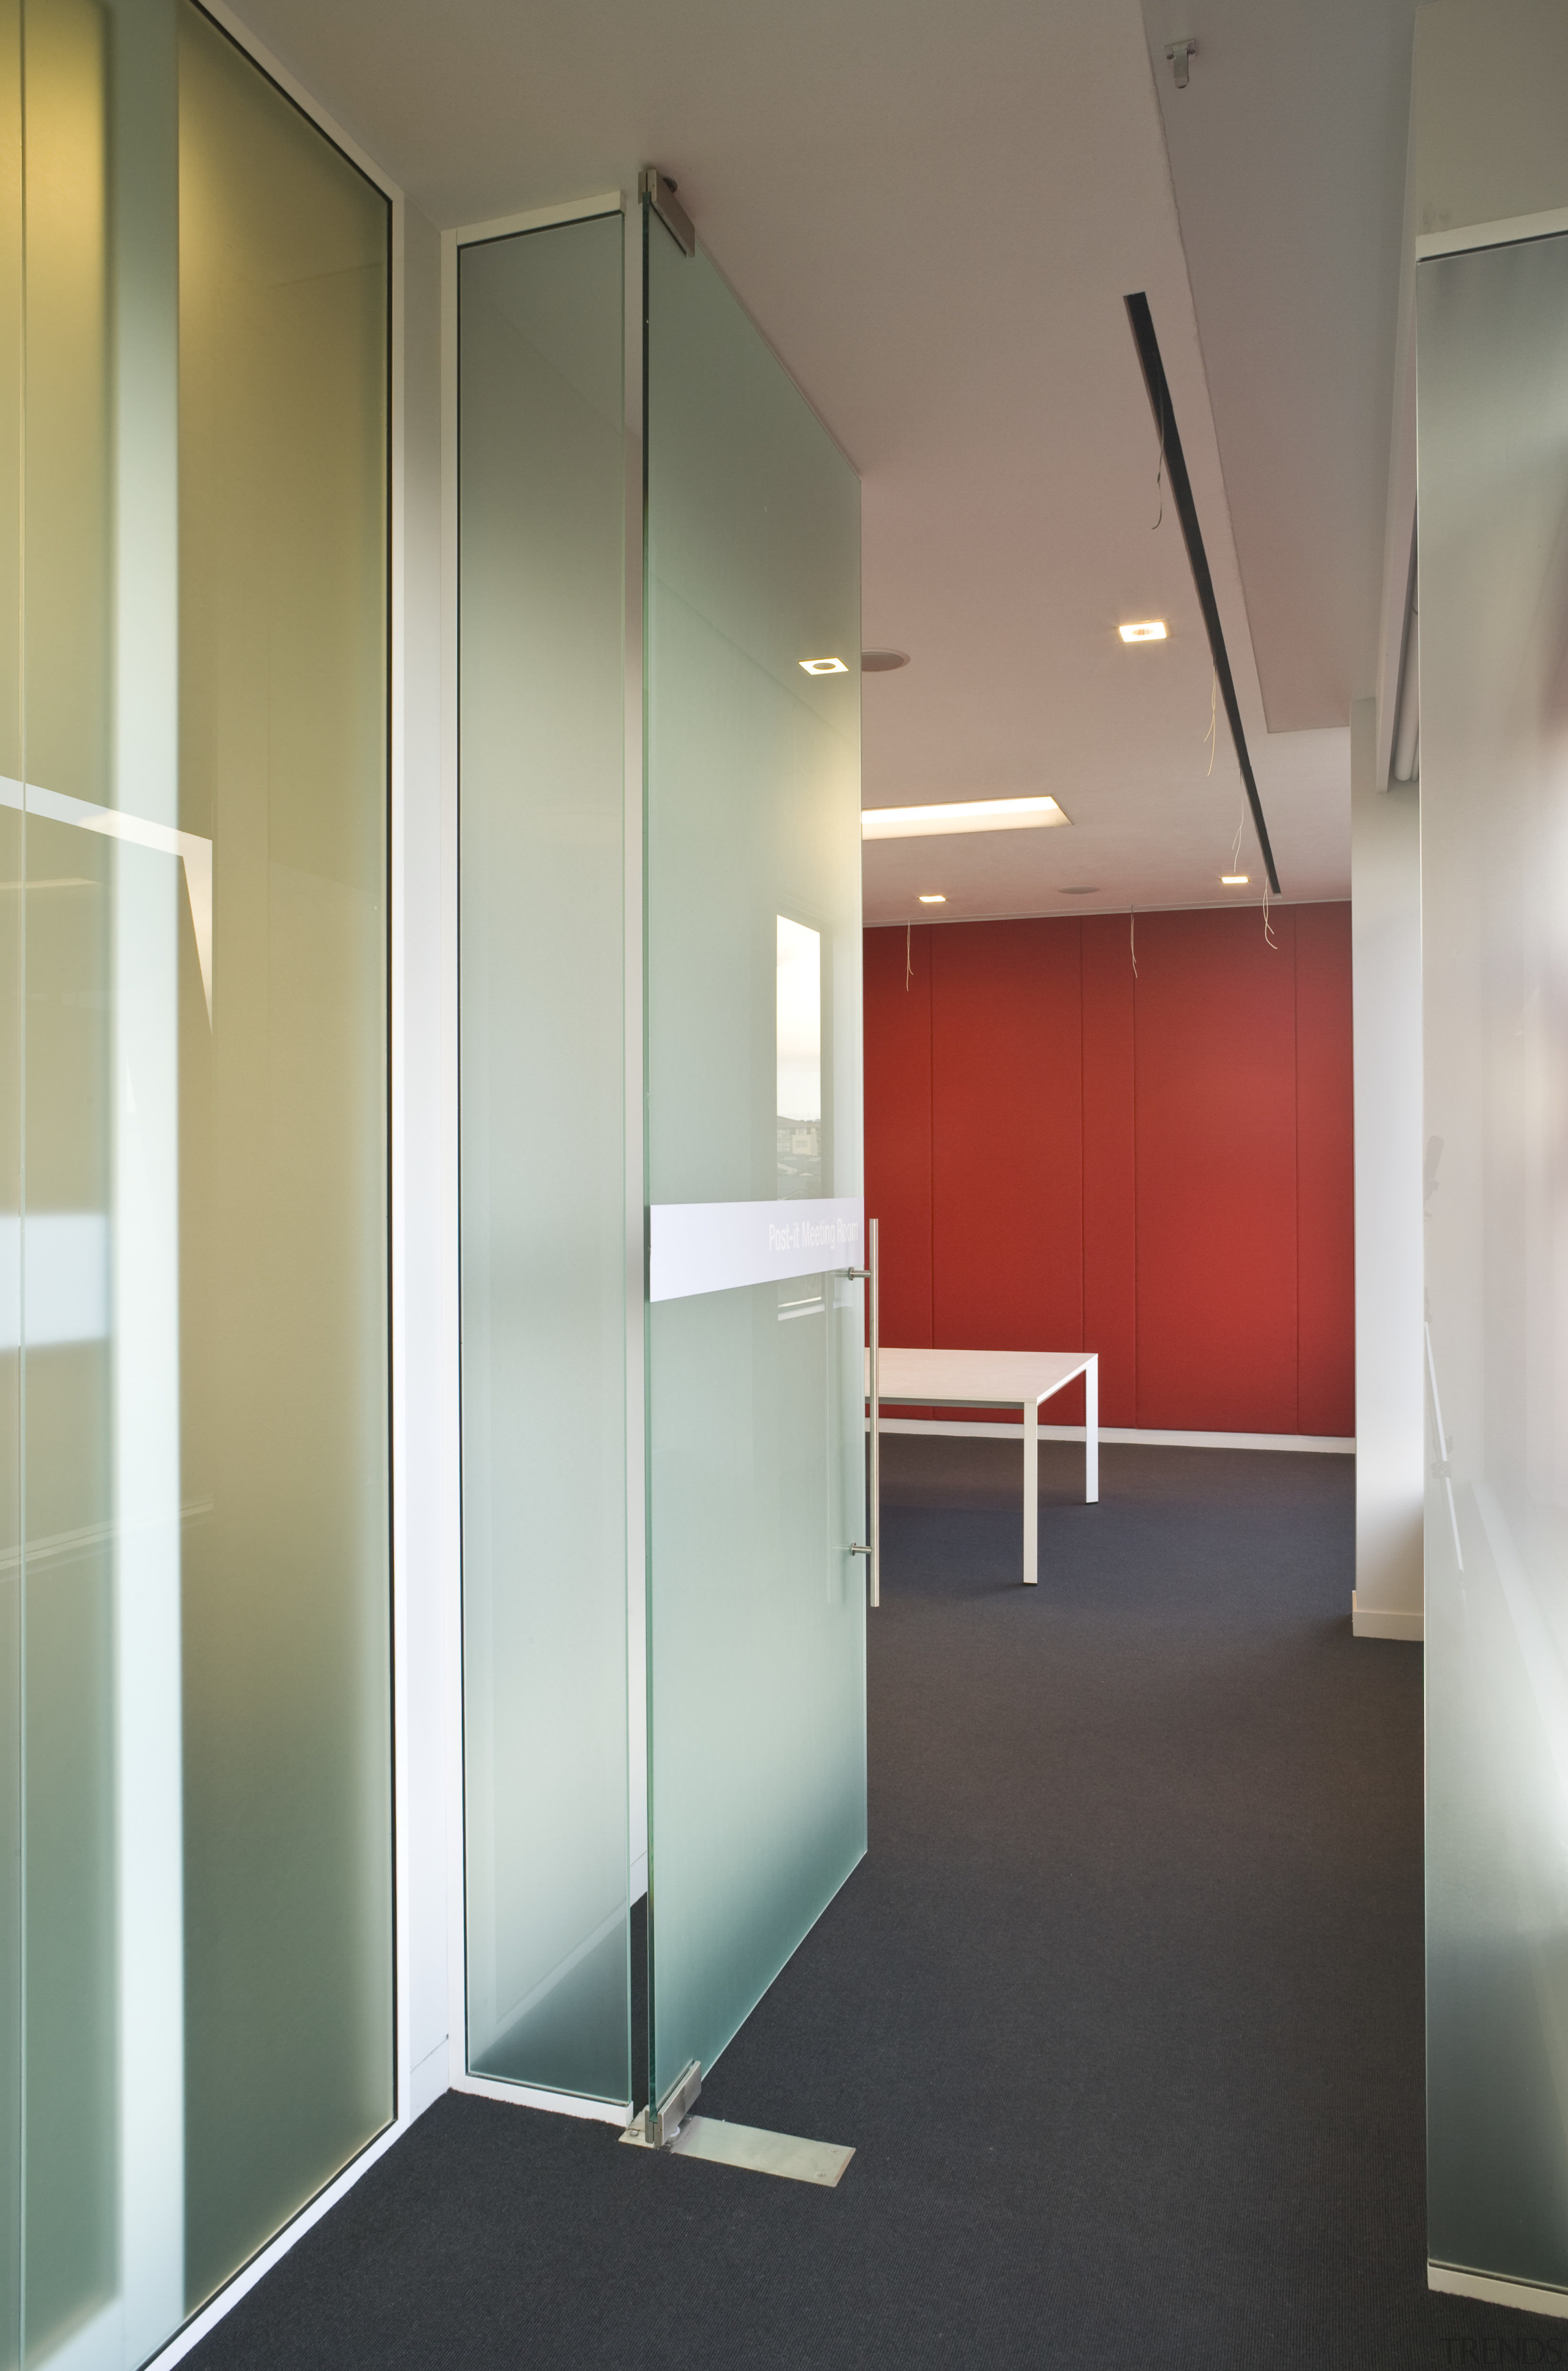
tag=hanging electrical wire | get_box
[905,918,911,991]
[1129,906,1137,978]
[1205,667,1218,777]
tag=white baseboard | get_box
[1430,2261,1568,2319]
[874,1416,1355,1454]
[450,2068,630,2126]
[1352,1591,1423,1641]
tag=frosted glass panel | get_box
[0,7,391,2360]
[644,204,864,2111]
[1419,229,1568,2290]
[20,1,119,2353]
[0,3,20,2356]
[178,2,391,2307]
[458,214,630,2106]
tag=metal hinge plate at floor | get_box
[620,2058,702,2151]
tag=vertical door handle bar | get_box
[868,1217,880,1608]
[846,1217,880,1606]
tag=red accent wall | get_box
[863,925,932,1349]
[863,906,1355,1437]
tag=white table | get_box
[869,1348,1099,1588]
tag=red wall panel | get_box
[1133,907,1300,1432]
[930,924,1084,1405]
[863,923,933,1348]
[1295,902,1356,1435]
[863,904,1354,1439]
[1080,917,1138,1426]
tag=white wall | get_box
[1350,697,1424,1639]
[1412,0,1568,244]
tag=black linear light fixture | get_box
[1123,292,1281,897]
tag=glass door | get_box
[642,192,865,2120]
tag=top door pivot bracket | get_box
[640,167,695,257]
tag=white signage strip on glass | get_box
[650,1198,864,1303]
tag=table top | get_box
[869,1346,1096,1408]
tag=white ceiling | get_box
[230,0,1415,924]
[1138,0,1419,736]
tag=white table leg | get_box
[1085,1355,1099,1504]
[1023,1394,1038,1584]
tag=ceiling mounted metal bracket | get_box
[1164,38,1197,88]
[639,167,695,257]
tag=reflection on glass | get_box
[776,915,822,1200]
[21,0,118,2351]
[644,206,865,2114]
[0,0,21,2355]
[1420,228,1568,2293]
[0,3,392,2363]
[458,213,630,2107]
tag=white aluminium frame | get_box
[439,190,649,2131]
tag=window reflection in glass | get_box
[776,914,821,1200]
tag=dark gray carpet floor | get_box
[186,1437,1552,2369]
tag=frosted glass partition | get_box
[1419,228,1568,2292]
[24,1,153,2352]
[458,214,630,2106]
[0,3,392,2363]
[0,6,20,2351]
[643,201,865,2112]
[178,5,391,2309]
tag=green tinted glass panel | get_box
[643,203,865,2111]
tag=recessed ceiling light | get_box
[1059,886,1101,896]
[1221,873,1249,885]
[800,656,848,675]
[862,649,910,673]
[918,893,946,904]
[1118,621,1167,643]
[861,796,1070,839]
